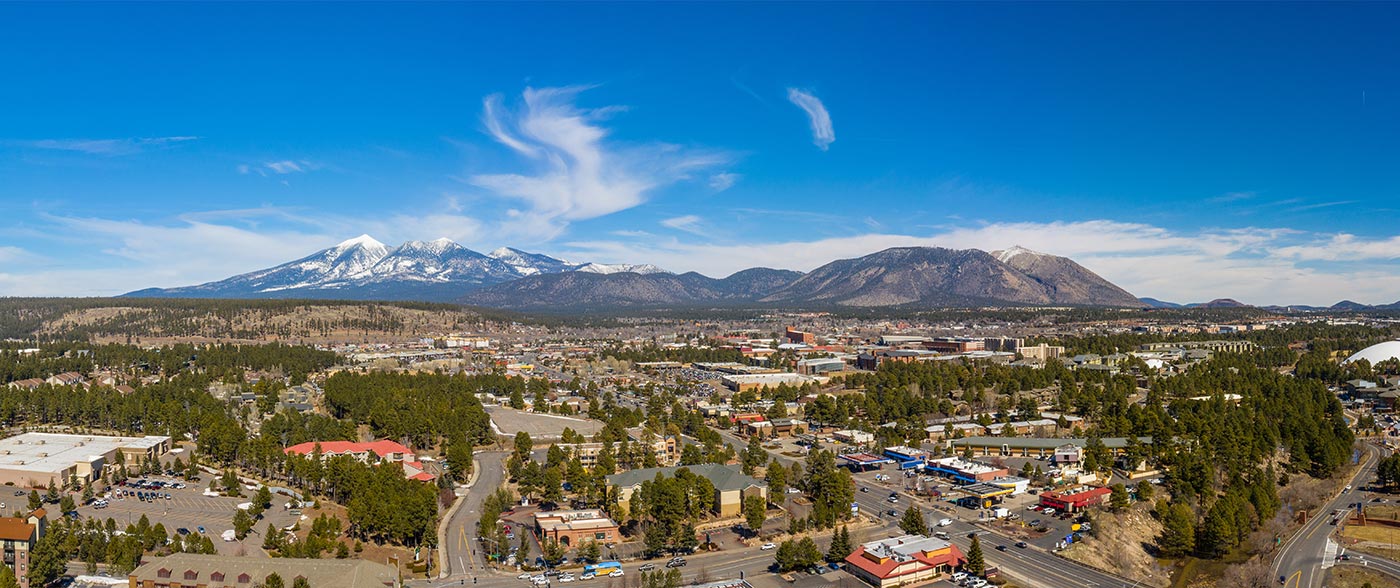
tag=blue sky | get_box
[3,2,1400,304]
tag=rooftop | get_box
[0,433,170,474]
[607,463,765,492]
[128,553,396,588]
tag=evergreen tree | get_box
[293,577,311,588]
[743,495,766,534]
[1157,502,1196,558]
[826,526,853,562]
[965,534,985,576]
[264,572,285,588]
[1109,484,1129,512]
[27,490,40,511]
[0,562,17,588]
[899,506,928,536]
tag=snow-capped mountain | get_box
[487,247,576,276]
[362,239,519,284]
[574,262,670,275]
[123,236,671,302]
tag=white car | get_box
[531,575,546,583]
[785,488,801,494]
[581,572,596,580]
[608,570,624,578]
[951,572,967,582]
[937,518,952,527]
[559,575,575,583]
[761,542,777,550]
[518,573,533,580]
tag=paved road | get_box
[443,451,509,579]
[1273,444,1381,588]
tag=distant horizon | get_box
[3,3,1400,305]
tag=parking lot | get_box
[486,406,605,440]
[71,475,302,556]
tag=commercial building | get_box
[1039,486,1112,512]
[844,534,966,588]
[0,433,170,488]
[797,357,847,375]
[721,373,821,392]
[0,510,45,588]
[534,509,620,547]
[838,453,896,471]
[608,464,767,518]
[923,457,1008,484]
[948,436,1152,459]
[883,446,928,470]
[1018,343,1065,362]
[127,553,397,588]
[1139,340,1258,355]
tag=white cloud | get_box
[561,220,1400,306]
[786,88,834,150]
[469,86,729,241]
[708,172,739,192]
[8,136,198,156]
[660,215,707,237]
[240,160,317,176]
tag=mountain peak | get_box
[338,234,385,249]
[992,245,1047,264]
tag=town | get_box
[0,298,1394,588]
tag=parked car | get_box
[761,543,776,550]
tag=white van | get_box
[937,518,953,527]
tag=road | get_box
[443,451,509,579]
[1273,444,1381,588]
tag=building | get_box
[797,357,846,375]
[557,428,679,468]
[721,373,820,392]
[1018,343,1064,362]
[0,510,44,588]
[883,446,928,470]
[833,429,875,445]
[44,372,86,387]
[1039,486,1112,512]
[127,553,397,588]
[948,436,1152,458]
[0,433,169,488]
[1139,340,1258,355]
[608,464,767,518]
[785,327,816,346]
[283,440,434,482]
[534,509,620,547]
[844,534,966,588]
[923,457,1008,484]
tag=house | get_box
[127,553,396,588]
[534,509,620,547]
[6,379,43,391]
[44,372,86,387]
[844,534,966,588]
[608,464,767,518]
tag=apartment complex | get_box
[608,464,767,517]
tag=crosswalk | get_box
[1322,538,1339,569]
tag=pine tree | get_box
[264,572,285,588]
[0,562,17,588]
[899,506,928,536]
[1109,484,1129,512]
[965,534,985,576]
[826,526,853,562]
[1157,503,1196,558]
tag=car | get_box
[785,488,801,494]
[639,564,656,572]
[580,572,596,581]
[197,526,206,534]
[518,573,533,580]
[937,518,952,527]
[885,509,898,517]
[951,572,967,582]
[1027,505,1040,511]
[1030,519,1042,526]
[934,532,950,540]
[827,562,840,571]
[761,542,777,550]
[531,575,546,583]
[12,491,23,497]
[559,575,575,583]
[608,570,624,578]
[1015,541,1028,548]
[176,527,191,536]
[996,545,1007,551]
[860,487,868,493]
[666,560,686,568]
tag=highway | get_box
[1272,444,1381,588]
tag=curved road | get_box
[443,451,508,579]
[1273,444,1381,588]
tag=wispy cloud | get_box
[708,172,739,192]
[786,88,834,150]
[660,215,707,237]
[1208,191,1257,203]
[468,86,730,241]
[1286,200,1356,212]
[8,136,198,156]
[239,160,318,176]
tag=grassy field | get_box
[1327,566,1400,588]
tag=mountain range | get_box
[125,236,1148,311]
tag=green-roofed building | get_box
[949,436,1153,458]
[606,463,767,517]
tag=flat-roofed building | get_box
[948,436,1152,459]
[721,373,821,392]
[128,553,396,588]
[534,509,620,547]
[844,534,966,588]
[0,433,170,488]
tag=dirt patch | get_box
[1327,566,1400,588]
[1060,505,1171,588]
[294,501,419,576]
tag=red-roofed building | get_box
[284,440,434,482]
[844,534,965,588]
[1039,485,1112,512]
